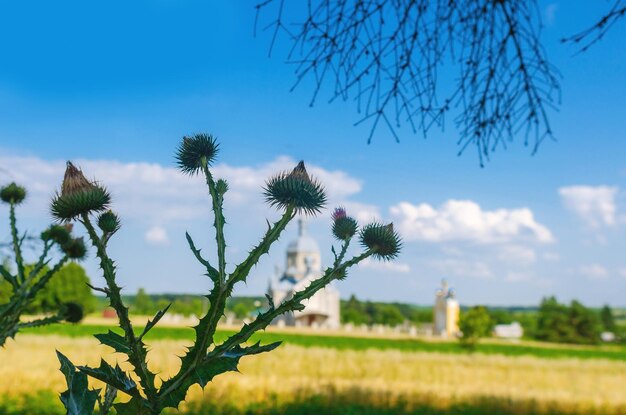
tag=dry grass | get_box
[1,335,625,413]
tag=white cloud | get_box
[213,156,362,204]
[559,185,619,228]
[359,258,410,273]
[618,268,626,279]
[579,264,609,280]
[343,201,381,224]
[0,154,366,226]
[389,200,553,244]
[145,226,169,246]
[497,245,537,264]
[429,258,493,279]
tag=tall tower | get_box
[433,280,459,338]
[283,218,321,282]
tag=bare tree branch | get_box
[256,0,562,165]
[562,0,626,53]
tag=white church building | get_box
[267,219,340,329]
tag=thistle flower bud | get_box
[264,161,327,215]
[41,224,72,246]
[61,162,92,196]
[176,134,219,175]
[51,162,111,221]
[216,179,229,196]
[98,210,121,234]
[359,222,402,260]
[331,207,358,241]
[61,237,87,260]
[0,182,26,205]
[332,207,346,221]
[60,302,84,323]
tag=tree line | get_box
[461,297,618,346]
[1,261,620,348]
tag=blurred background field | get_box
[3,268,626,414]
[2,324,626,415]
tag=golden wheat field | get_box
[1,334,626,414]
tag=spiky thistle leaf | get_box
[57,351,98,415]
[78,360,139,397]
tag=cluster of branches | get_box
[256,0,624,165]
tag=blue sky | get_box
[1,1,625,306]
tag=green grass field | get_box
[0,391,620,415]
[23,323,626,362]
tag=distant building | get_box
[102,308,117,319]
[268,218,340,329]
[493,322,524,339]
[433,280,459,338]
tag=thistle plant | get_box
[56,134,402,415]
[0,182,86,347]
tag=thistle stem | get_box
[228,206,295,288]
[202,165,227,282]
[159,206,296,403]
[26,255,69,301]
[0,264,18,291]
[80,213,158,407]
[212,249,373,358]
[17,313,63,329]
[8,202,25,283]
[27,240,54,281]
[333,239,351,268]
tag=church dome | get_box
[287,219,320,254]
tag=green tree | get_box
[341,295,368,325]
[375,304,405,326]
[569,300,601,345]
[133,288,155,315]
[28,262,96,315]
[232,303,250,320]
[459,306,492,349]
[535,297,574,343]
[488,309,514,325]
[535,297,601,345]
[600,305,616,332]
[169,297,203,317]
[410,308,433,324]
